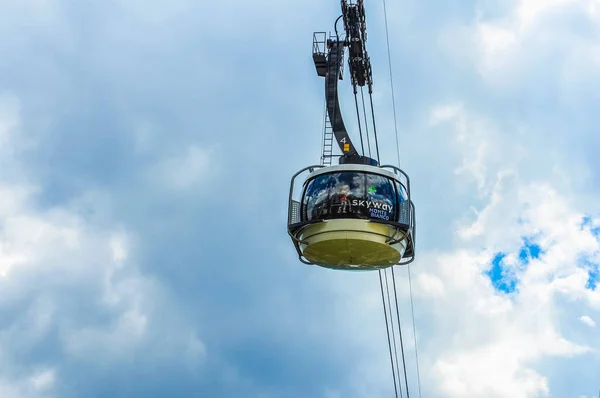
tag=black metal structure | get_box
[312,0,375,164]
[313,33,359,159]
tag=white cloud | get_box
[0,93,206,386]
[109,231,128,265]
[315,94,600,396]
[154,144,213,190]
[0,193,203,371]
[416,272,445,298]
[0,94,19,147]
[0,366,56,398]
[29,368,56,392]
[472,0,600,86]
[428,103,463,126]
[434,0,600,97]
[186,332,206,358]
[516,0,580,28]
[421,192,596,397]
[580,315,596,327]
[409,100,600,396]
[63,305,149,361]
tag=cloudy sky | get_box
[1,0,600,397]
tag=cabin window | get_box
[303,171,400,222]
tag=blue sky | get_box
[1,0,600,397]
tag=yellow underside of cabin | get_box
[299,219,407,270]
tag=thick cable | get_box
[391,266,411,397]
[407,265,422,396]
[368,94,381,165]
[334,15,343,40]
[360,87,372,158]
[359,4,403,395]
[384,269,404,398]
[381,0,401,167]
[381,0,423,395]
[379,270,400,398]
[353,91,366,155]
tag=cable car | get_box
[287,2,416,270]
[287,158,415,270]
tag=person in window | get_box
[331,173,362,217]
[331,183,351,215]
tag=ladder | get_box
[321,100,334,166]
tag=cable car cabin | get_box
[287,161,416,270]
[290,10,416,270]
